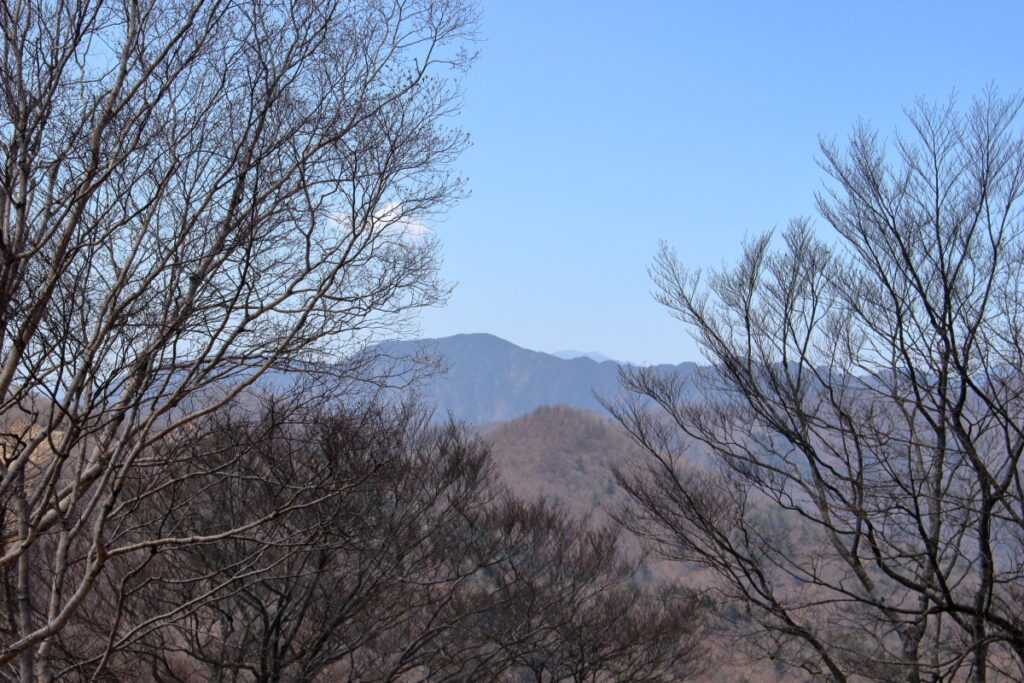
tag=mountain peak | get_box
[371,333,700,423]
[551,349,616,363]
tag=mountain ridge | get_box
[551,349,616,363]
[373,333,701,423]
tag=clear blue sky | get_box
[417,1,1024,364]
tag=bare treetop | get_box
[616,91,1024,681]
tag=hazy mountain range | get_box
[551,349,616,363]
[375,333,700,424]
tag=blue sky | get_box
[417,1,1024,364]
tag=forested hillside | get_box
[482,404,638,519]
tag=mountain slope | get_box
[377,333,699,423]
[482,404,642,521]
[552,349,616,363]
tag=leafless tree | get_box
[443,499,705,682]
[612,90,1024,681]
[41,401,500,682]
[29,398,703,682]
[0,0,477,678]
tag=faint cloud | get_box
[327,201,432,243]
[375,201,432,243]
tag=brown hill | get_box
[482,404,642,523]
[483,404,802,681]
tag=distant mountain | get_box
[552,349,616,363]
[373,333,700,424]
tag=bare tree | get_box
[0,0,477,678]
[443,498,705,683]
[42,401,501,682]
[613,90,1024,681]
[31,399,704,682]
